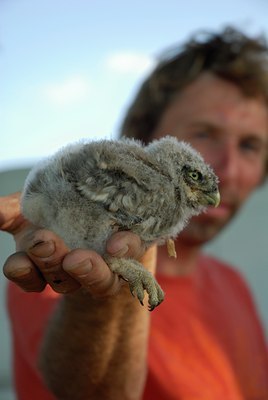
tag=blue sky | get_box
[1,0,268,170]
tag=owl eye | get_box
[188,170,203,181]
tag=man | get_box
[1,26,268,399]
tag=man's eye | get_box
[193,131,210,139]
[240,140,263,154]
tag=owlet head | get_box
[146,136,220,213]
[181,164,220,211]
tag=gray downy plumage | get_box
[21,136,220,310]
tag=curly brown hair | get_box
[119,27,268,156]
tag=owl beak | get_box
[205,190,221,208]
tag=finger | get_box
[106,231,146,260]
[62,249,124,298]
[27,230,80,293]
[0,192,27,234]
[3,252,47,292]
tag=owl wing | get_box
[76,151,174,232]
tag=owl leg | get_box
[104,255,164,311]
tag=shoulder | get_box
[200,254,257,308]
[201,253,248,285]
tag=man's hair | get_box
[119,26,268,151]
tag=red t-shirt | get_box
[7,255,268,399]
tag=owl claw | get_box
[105,256,164,310]
[127,273,164,311]
[129,282,145,306]
[119,275,129,283]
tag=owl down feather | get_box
[21,136,220,310]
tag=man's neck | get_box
[156,240,202,277]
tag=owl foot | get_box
[104,255,164,311]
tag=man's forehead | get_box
[176,74,265,109]
[170,74,268,132]
[153,75,268,148]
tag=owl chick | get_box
[21,136,220,310]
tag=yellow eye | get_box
[189,170,202,181]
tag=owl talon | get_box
[128,272,164,311]
[105,256,164,310]
[129,282,145,305]
[119,275,129,283]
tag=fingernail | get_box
[30,240,55,258]
[109,245,129,257]
[10,267,32,278]
[64,258,92,277]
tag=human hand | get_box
[1,193,156,297]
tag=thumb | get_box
[0,192,27,234]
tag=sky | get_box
[1,0,268,170]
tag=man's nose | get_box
[213,143,240,186]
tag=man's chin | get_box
[203,203,234,219]
[180,213,233,246]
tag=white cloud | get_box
[106,51,156,75]
[42,75,90,106]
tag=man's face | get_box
[153,73,268,245]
